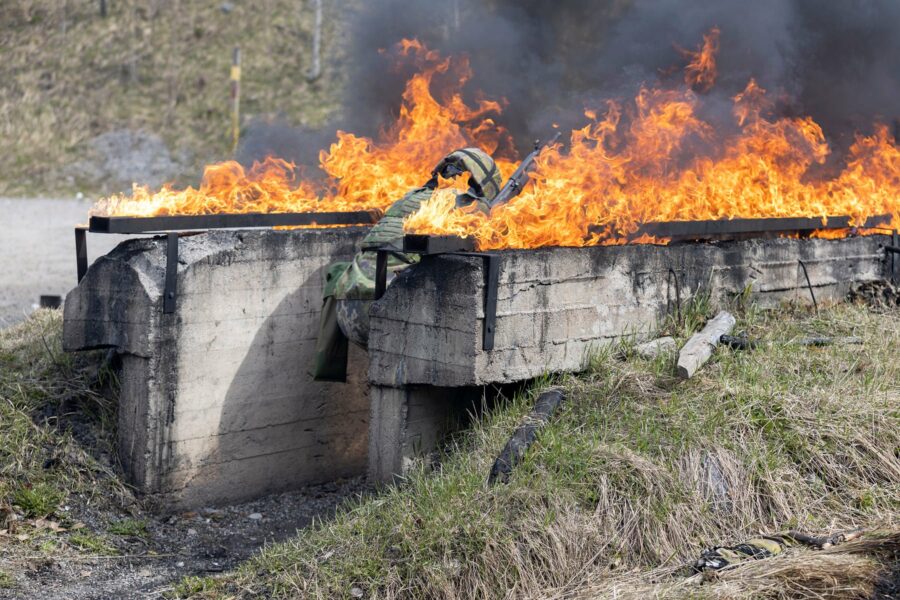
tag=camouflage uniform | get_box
[683,530,859,575]
[312,148,503,381]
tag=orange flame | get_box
[682,27,720,93]
[90,40,514,218]
[405,29,900,250]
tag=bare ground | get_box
[0,476,367,600]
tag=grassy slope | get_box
[175,301,900,599]
[0,310,134,588]
[0,0,343,196]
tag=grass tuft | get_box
[0,309,130,570]
[107,517,148,538]
[12,483,64,518]
[68,531,118,555]
[168,576,220,599]
[0,571,14,589]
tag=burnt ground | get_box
[0,477,368,600]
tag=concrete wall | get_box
[63,231,893,493]
[369,235,889,388]
[64,228,369,509]
[367,385,485,482]
[366,235,890,479]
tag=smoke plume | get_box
[239,0,899,168]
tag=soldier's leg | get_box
[312,295,349,382]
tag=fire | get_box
[682,27,720,93]
[90,40,514,218]
[405,29,900,250]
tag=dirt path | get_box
[0,198,127,328]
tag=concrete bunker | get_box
[64,228,372,509]
[63,228,893,506]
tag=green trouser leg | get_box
[311,295,349,382]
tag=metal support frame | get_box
[893,230,898,284]
[634,214,890,241]
[479,253,499,351]
[374,245,500,351]
[164,233,179,314]
[403,234,476,254]
[374,249,389,300]
[75,227,88,282]
[75,209,382,312]
[797,259,818,313]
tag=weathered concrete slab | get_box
[64,228,369,509]
[369,235,890,388]
[368,384,484,481]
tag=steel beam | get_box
[88,209,383,234]
[403,234,476,255]
[634,214,890,240]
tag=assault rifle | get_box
[489,131,562,208]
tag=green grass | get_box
[0,571,14,589]
[169,576,219,599]
[0,310,121,503]
[176,301,900,599]
[12,483,64,518]
[68,531,118,555]
[107,517,149,538]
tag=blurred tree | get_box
[306,0,323,81]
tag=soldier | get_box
[312,147,503,381]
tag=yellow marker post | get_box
[231,46,241,154]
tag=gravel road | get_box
[0,198,128,328]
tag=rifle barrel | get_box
[491,132,561,207]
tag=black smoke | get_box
[239,0,899,167]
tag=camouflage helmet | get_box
[430,147,503,202]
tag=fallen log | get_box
[677,311,736,379]
[488,388,565,485]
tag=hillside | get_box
[0,0,344,197]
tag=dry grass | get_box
[0,0,345,196]
[171,300,899,599]
[0,309,131,578]
[566,531,900,600]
